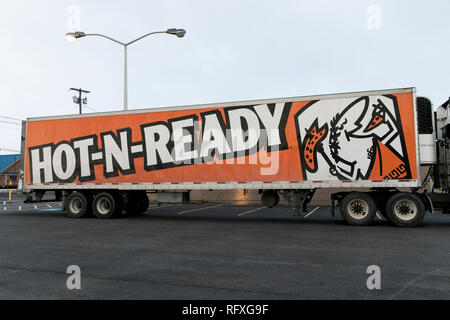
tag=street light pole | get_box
[124,45,127,109]
[66,28,186,111]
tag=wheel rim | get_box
[69,198,83,214]
[347,199,369,220]
[96,198,112,215]
[393,199,417,221]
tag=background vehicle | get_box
[19,88,449,227]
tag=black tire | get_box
[65,192,90,218]
[124,191,149,216]
[92,192,123,219]
[385,193,425,227]
[261,191,280,208]
[340,192,376,226]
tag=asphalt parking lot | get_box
[1,192,450,300]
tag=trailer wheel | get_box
[340,192,376,226]
[65,192,90,218]
[92,192,123,219]
[124,191,149,216]
[261,191,280,208]
[385,193,425,227]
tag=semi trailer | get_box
[19,87,450,227]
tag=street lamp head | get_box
[65,31,86,42]
[166,28,186,38]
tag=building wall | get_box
[0,158,21,187]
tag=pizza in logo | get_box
[294,95,412,181]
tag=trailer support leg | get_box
[280,190,315,216]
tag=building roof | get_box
[1,157,21,174]
[0,154,20,172]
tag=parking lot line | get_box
[304,206,320,218]
[147,204,175,210]
[47,204,52,208]
[238,207,265,216]
[34,205,37,209]
[376,212,382,219]
[177,204,223,215]
[19,206,21,211]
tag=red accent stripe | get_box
[263,181,272,184]
[95,183,102,185]
[399,179,410,182]
[193,182,202,184]
[342,180,352,183]
[313,181,322,183]
[372,180,382,182]
[290,181,299,183]
[131,182,139,185]
[171,182,179,184]
[217,182,225,184]
[238,182,246,184]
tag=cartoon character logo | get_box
[294,95,412,181]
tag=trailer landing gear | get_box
[279,190,315,216]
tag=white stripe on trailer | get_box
[177,204,223,215]
[19,206,21,211]
[34,205,37,209]
[23,179,421,193]
[238,207,265,216]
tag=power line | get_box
[0,126,21,130]
[0,120,21,125]
[74,104,97,112]
[0,147,20,153]
[84,106,98,112]
[0,115,23,122]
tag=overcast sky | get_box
[1,0,449,154]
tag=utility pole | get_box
[69,88,90,114]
